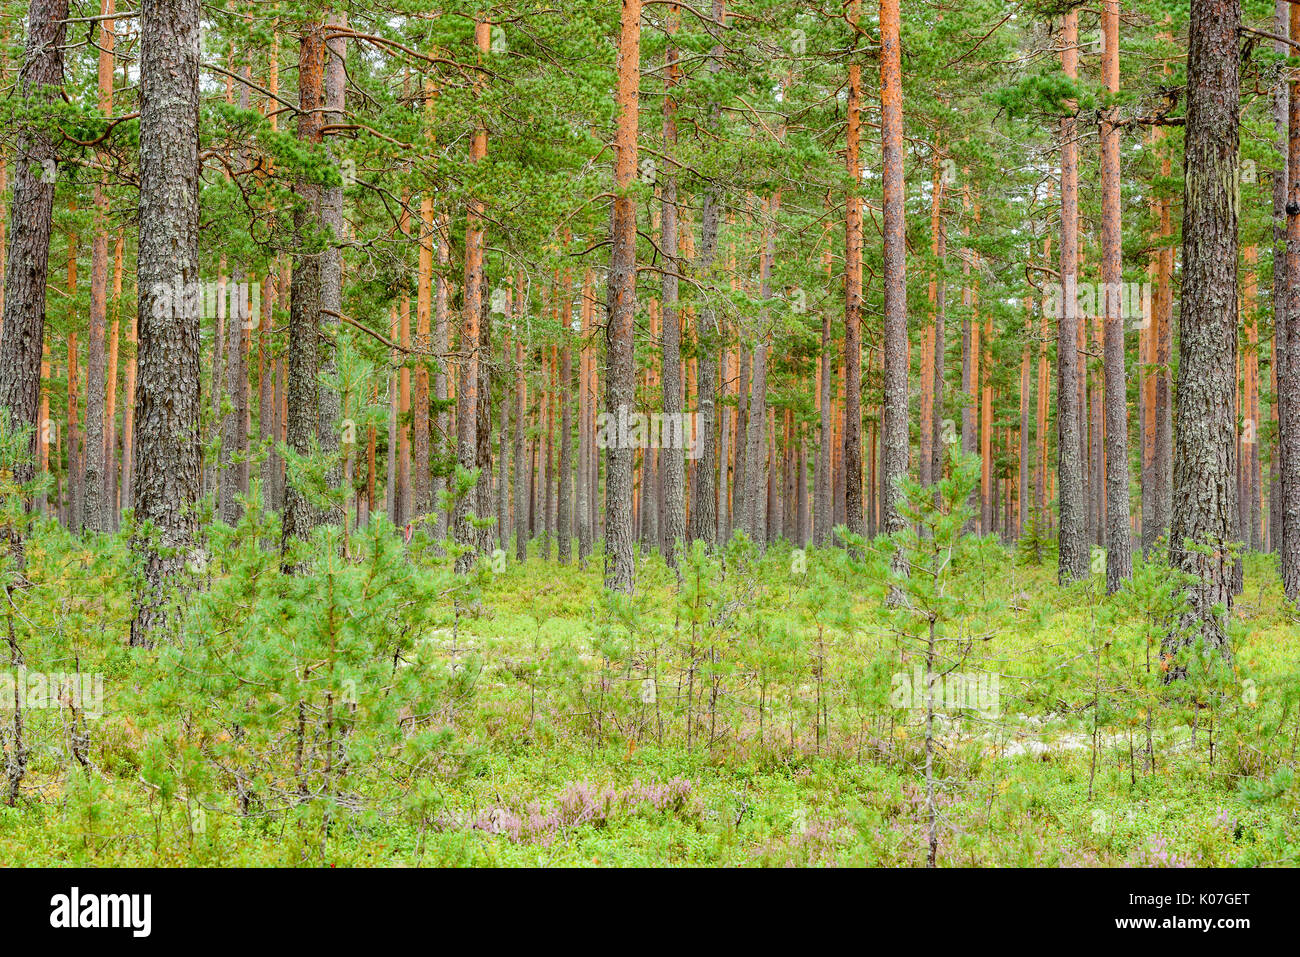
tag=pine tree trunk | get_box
[931,167,947,488]
[220,71,253,527]
[1056,9,1089,583]
[1284,1,1300,600]
[433,219,451,538]
[455,20,491,572]
[814,274,833,546]
[603,0,641,593]
[414,163,432,518]
[316,14,347,524]
[1036,247,1050,527]
[1152,137,1175,550]
[744,203,776,544]
[105,231,123,526]
[844,0,865,538]
[578,270,595,559]
[514,333,528,562]
[1276,1,1293,562]
[1167,0,1241,658]
[558,305,574,564]
[1019,304,1032,537]
[282,22,325,557]
[0,0,67,504]
[83,0,115,533]
[67,245,82,531]
[121,315,136,511]
[1245,248,1262,551]
[497,329,511,552]
[1100,0,1133,590]
[660,16,685,563]
[718,349,732,540]
[475,278,494,557]
[259,273,277,516]
[981,314,993,534]
[879,0,909,538]
[921,153,941,489]
[397,218,411,528]
[131,0,201,645]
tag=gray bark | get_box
[0,0,68,495]
[1167,0,1241,659]
[130,0,201,646]
[281,23,325,557]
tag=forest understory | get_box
[2,0,1300,873]
[1,502,1297,867]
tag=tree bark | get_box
[1284,1,1300,600]
[219,69,253,527]
[0,0,68,502]
[1100,0,1133,591]
[578,269,595,559]
[559,273,574,564]
[879,0,909,539]
[281,21,325,557]
[433,218,451,538]
[316,12,347,524]
[603,0,641,593]
[131,0,201,645]
[660,11,685,563]
[455,20,491,572]
[1056,9,1089,583]
[415,80,435,521]
[82,0,115,533]
[844,0,865,539]
[514,329,528,562]
[744,199,777,544]
[1274,0,1290,556]
[1167,0,1241,659]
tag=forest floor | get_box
[1,518,1297,867]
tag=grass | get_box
[1,511,1297,867]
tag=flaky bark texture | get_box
[475,284,494,559]
[660,13,685,564]
[1100,0,1133,592]
[687,3,724,549]
[558,323,574,563]
[578,271,595,559]
[843,0,865,539]
[454,20,491,573]
[1274,1,1290,559]
[414,82,435,522]
[219,70,252,527]
[514,332,528,562]
[131,0,201,646]
[743,204,777,544]
[316,13,347,525]
[433,219,451,539]
[1284,3,1300,599]
[1144,121,1174,554]
[1056,10,1089,584]
[83,0,115,533]
[930,160,947,489]
[1167,0,1240,663]
[258,274,278,516]
[604,0,641,593]
[282,22,325,558]
[879,0,908,537]
[0,0,68,492]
